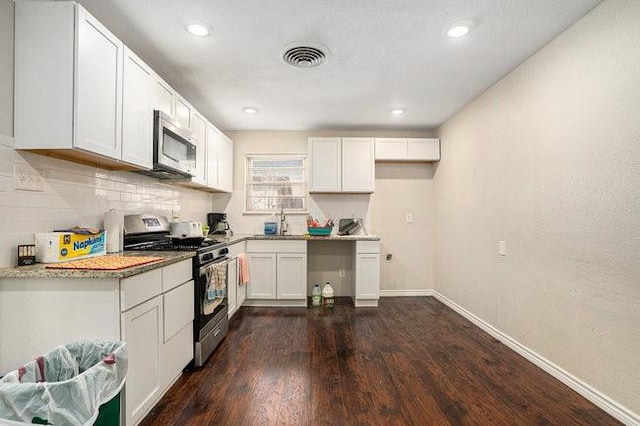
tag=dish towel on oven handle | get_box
[237,253,250,285]
[204,261,228,300]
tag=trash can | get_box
[0,340,127,426]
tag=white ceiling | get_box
[76,0,601,131]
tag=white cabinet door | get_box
[206,124,220,188]
[227,258,238,317]
[375,138,407,160]
[121,47,153,169]
[342,138,375,192]
[74,6,123,160]
[121,295,163,426]
[161,280,194,391]
[174,96,191,130]
[238,276,247,308]
[407,138,440,161]
[276,253,307,300]
[218,134,234,193]
[247,253,277,299]
[355,253,380,299]
[309,137,341,192]
[153,78,174,117]
[191,112,207,184]
[163,280,194,342]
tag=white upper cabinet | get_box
[203,124,233,194]
[14,2,130,167]
[174,96,192,130]
[309,137,374,193]
[407,138,440,160]
[374,138,407,160]
[190,112,208,185]
[121,47,153,169]
[74,6,123,160]
[153,77,174,117]
[342,138,375,192]
[374,138,440,161]
[206,124,221,188]
[218,134,234,193]
[309,137,341,192]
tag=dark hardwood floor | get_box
[141,297,620,425]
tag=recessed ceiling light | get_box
[186,23,210,37]
[243,107,258,115]
[390,109,404,116]
[447,24,470,38]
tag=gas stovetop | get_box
[124,238,223,252]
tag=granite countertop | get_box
[0,234,379,279]
[0,251,195,279]
[220,234,381,244]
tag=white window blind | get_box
[245,155,307,212]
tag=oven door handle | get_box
[198,257,230,276]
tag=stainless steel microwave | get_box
[141,110,196,179]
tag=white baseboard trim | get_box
[431,291,639,426]
[379,289,433,297]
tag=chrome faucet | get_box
[279,207,289,235]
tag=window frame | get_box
[244,153,308,215]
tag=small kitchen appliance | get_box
[123,213,229,367]
[170,221,203,239]
[207,213,233,237]
[137,110,197,179]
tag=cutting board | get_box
[46,255,164,270]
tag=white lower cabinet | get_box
[121,296,163,426]
[246,241,307,306]
[227,241,247,318]
[118,259,194,425]
[227,257,238,316]
[353,241,381,307]
[246,253,277,299]
[277,253,307,299]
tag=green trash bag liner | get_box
[0,340,127,426]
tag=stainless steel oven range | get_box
[123,213,230,367]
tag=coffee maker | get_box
[207,213,233,237]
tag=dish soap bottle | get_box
[322,282,334,308]
[311,284,322,307]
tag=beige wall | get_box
[435,0,640,416]
[0,0,13,141]
[220,130,435,295]
[0,1,214,268]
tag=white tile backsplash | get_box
[0,143,214,268]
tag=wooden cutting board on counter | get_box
[46,255,164,270]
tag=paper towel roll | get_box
[104,209,123,253]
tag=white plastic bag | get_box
[0,340,127,426]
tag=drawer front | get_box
[356,240,380,254]
[162,259,192,292]
[163,280,194,342]
[120,268,162,312]
[247,240,306,253]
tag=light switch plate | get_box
[14,164,44,192]
[499,240,506,256]
[405,213,413,223]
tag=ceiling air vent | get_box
[282,45,327,69]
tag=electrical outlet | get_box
[386,253,393,262]
[339,269,345,278]
[14,164,44,192]
[405,213,413,223]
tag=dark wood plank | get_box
[140,297,621,426]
